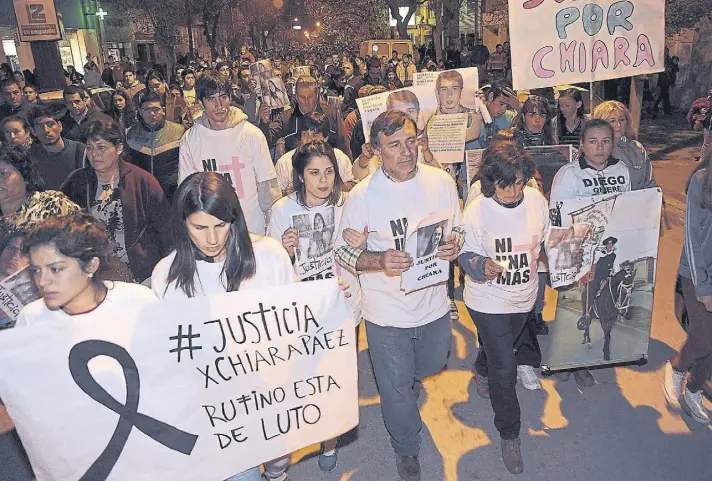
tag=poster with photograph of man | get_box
[401,212,452,293]
[413,67,480,110]
[250,60,290,109]
[291,207,336,280]
[540,188,662,370]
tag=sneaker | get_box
[501,437,524,474]
[573,369,595,387]
[318,450,338,472]
[663,361,684,407]
[555,371,571,382]
[474,371,490,399]
[262,474,288,481]
[395,454,421,481]
[680,389,711,424]
[449,299,459,321]
[517,365,542,390]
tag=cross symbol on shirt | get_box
[218,156,246,198]
[513,235,540,266]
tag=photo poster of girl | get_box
[249,59,290,109]
[291,207,336,280]
[401,211,452,293]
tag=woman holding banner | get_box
[459,141,548,474]
[152,172,293,481]
[592,101,656,191]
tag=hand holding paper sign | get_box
[382,249,414,275]
[436,234,460,261]
[483,258,506,280]
[281,227,299,257]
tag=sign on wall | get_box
[13,0,61,42]
[0,280,358,481]
[509,0,665,90]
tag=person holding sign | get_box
[549,119,631,387]
[268,141,361,471]
[458,142,549,474]
[17,213,154,326]
[592,101,656,191]
[151,172,294,480]
[334,110,461,481]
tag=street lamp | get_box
[316,21,321,27]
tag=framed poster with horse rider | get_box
[541,188,663,371]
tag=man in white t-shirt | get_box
[334,110,462,481]
[275,112,355,195]
[179,70,280,234]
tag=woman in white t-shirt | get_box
[151,172,293,481]
[459,141,549,475]
[17,213,154,327]
[268,141,361,471]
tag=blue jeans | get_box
[366,313,451,456]
[469,308,527,440]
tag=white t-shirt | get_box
[268,192,362,321]
[465,178,539,209]
[16,282,155,327]
[335,165,461,328]
[267,192,346,280]
[275,148,355,193]
[178,109,277,235]
[151,234,294,299]
[461,187,550,314]
[549,157,631,206]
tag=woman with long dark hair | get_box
[553,88,586,146]
[663,164,712,424]
[108,90,138,133]
[512,95,556,146]
[459,141,549,474]
[151,172,293,481]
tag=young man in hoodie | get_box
[127,91,186,203]
[178,70,280,235]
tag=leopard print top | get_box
[1,191,81,237]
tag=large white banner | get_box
[509,0,666,90]
[0,280,358,481]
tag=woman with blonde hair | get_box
[592,100,655,191]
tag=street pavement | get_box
[284,115,712,481]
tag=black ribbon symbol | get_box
[69,340,199,481]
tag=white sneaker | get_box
[517,365,541,390]
[680,389,711,424]
[663,361,684,408]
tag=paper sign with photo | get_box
[413,67,480,110]
[251,60,290,109]
[291,207,336,281]
[292,66,311,78]
[400,211,452,293]
[546,224,594,288]
[0,267,40,329]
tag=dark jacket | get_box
[0,101,32,123]
[273,102,338,153]
[60,107,112,142]
[60,160,174,282]
[126,118,185,203]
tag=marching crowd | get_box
[0,45,710,481]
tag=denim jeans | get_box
[366,313,451,456]
[469,308,527,440]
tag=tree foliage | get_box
[303,0,389,44]
[666,0,712,34]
